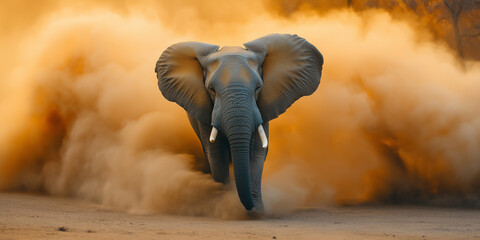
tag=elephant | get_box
[155,33,323,212]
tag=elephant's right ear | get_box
[155,42,219,124]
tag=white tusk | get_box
[209,127,218,143]
[257,125,268,148]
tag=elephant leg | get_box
[249,122,269,212]
[187,113,211,173]
[187,114,230,183]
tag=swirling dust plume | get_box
[1,0,480,218]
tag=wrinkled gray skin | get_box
[155,34,323,212]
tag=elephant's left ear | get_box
[244,34,323,122]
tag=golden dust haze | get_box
[1,0,480,217]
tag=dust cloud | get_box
[1,1,480,217]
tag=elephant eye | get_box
[209,86,216,94]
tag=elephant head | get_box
[155,34,323,212]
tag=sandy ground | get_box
[0,193,479,240]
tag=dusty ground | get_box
[0,193,479,240]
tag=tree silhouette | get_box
[425,0,480,58]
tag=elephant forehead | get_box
[208,61,259,88]
[205,47,261,88]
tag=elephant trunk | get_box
[217,89,261,210]
[228,129,254,210]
